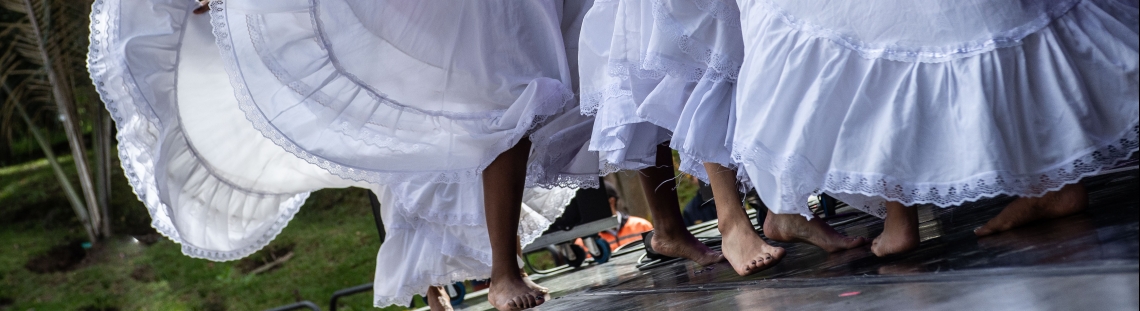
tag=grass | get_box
[0,155,420,310]
[0,150,701,311]
[672,150,700,207]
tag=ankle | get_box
[652,225,692,241]
[490,269,521,283]
[719,218,756,236]
[883,219,918,238]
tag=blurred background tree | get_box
[1,0,109,243]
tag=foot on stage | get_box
[871,202,919,257]
[488,275,548,311]
[721,223,785,276]
[650,229,725,266]
[975,183,1088,237]
[763,211,867,252]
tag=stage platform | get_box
[453,167,1139,310]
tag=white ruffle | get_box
[91,3,585,309]
[760,0,1085,62]
[579,0,745,180]
[733,0,1140,218]
[370,182,575,308]
[208,0,598,188]
[580,0,744,116]
[88,0,359,261]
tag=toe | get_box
[524,296,537,309]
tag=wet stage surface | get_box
[457,168,1140,310]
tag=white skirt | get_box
[579,0,747,182]
[89,0,584,306]
[732,0,1139,218]
[209,0,599,188]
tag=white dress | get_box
[732,0,1139,218]
[88,0,593,307]
[579,0,747,183]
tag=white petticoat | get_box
[209,0,599,189]
[579,0,747,182]
[89,0,583,307]
[732,0,1140,218]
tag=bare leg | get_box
[484,138,547,311]
[871,201,919,257]
[704,162,785,276]
[641,145,724,266]
[975,183,1087,237]
[426,286,454,311]
[763,210,867,252]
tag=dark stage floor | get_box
[455,167,1140,310]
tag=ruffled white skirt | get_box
[89,0,584,307]
[579,0,746,182]
[732,0,1140,218]
[209,0,599,188]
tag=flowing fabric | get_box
[579,0,747,182]
[732,0,1140,218]
[209,0,599,189]
[89,0,590,306]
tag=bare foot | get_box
[650,230,724,266]
[520,271,549,294]
[488,276,549,311]
[975,183,1088,237]
[763,212,867,252]
[426,286,453,311]
[871,202,919,257]
[721,224,785,276]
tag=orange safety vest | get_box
[598,216,653,251]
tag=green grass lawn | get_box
[0,156,417,310]
[0,152,700,311]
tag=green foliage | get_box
[0,159,417,310]
[672,149,699,209]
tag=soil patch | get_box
[236,243,295,274]
[130,264,156,282]
[199,292,226,311]
[24,241,86,273]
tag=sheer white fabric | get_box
[370,181,574,307]
[90,0,585,307]
[209,0,599,188]
[766,0,1083,62]
[579,0,746,182]
[89,0,359,260]
[733,0,1140,218]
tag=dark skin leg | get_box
[426,286,453,311]
[703,163,784,276]
[484,138,548,311]
[975,183,1087,237]
[871,201,919,257]
[641,144,724,266]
